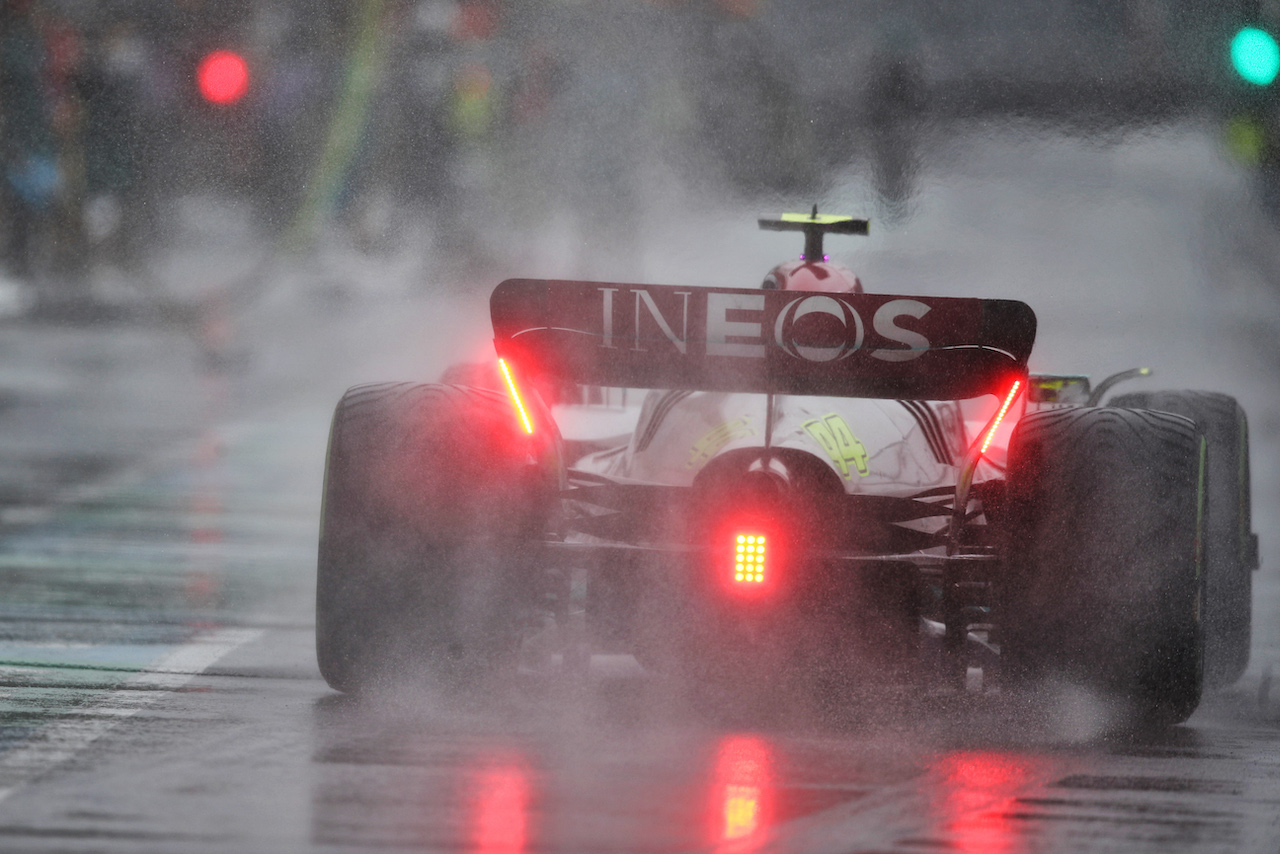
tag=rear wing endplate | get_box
[491,279,1036,401]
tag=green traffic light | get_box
[1231,27,1280,86]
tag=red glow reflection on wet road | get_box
[711,735,774,849]
[185,372,228,616]
[471,763,531,854]
[930,751,1032,854]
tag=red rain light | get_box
[497,358,534,434]
[197,50,250,105]
[980,380,1022,455]
[734,534,766,584]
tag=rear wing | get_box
[491,279,1036,401]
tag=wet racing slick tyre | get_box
[1001,408,1205,730]
[316,382,550,693]
[1110,391,1255,687]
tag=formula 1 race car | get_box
[316,213,1258,729]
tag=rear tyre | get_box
[1001,408,1205,730]
[1110,391,1254,687]
[316,382,548,693]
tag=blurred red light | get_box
[711,736,774,847]
[197,50,250,105]
[724,784,760,839]
[472,765,529,853]
[498,358,534,434]
[928,752,1032,854]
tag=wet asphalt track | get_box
[0,128,1278,852]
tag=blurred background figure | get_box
[80,21,153,273]
[0,0,57,288]
[865,42,927,224]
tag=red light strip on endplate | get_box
[980,380,1022,455]
[497,358,534,434]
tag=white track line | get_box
[0,627,263,804]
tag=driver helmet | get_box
[762,259,863,294]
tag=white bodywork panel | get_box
[556,389,1012,498]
